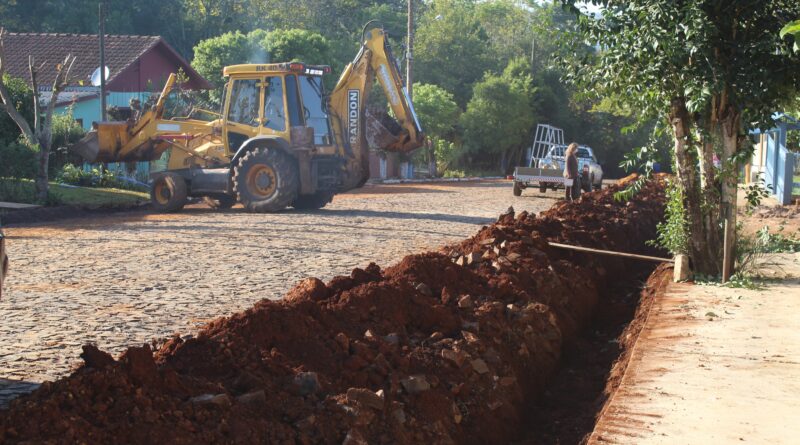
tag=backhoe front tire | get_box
[233,148,298,213]
[151,172,187,212]
[292,191,335,210]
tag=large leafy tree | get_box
[414,0,493,106]
[411,83,460,174]
[460,58,536,172]
[565,0,800,277]
[192,29,331,104]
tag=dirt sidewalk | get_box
[589,253,800,444]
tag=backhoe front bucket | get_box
[365,109,423,154]
[70,122,165,163]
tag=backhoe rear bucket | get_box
[365,109,423,154]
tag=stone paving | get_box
[0,180,558,406]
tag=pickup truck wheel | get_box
[234,148,298,213]
[292,191,335,210]
[151,172,187,212]
[203,195,237,209]
[513,182,523,196]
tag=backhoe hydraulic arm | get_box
[328,25,425,188]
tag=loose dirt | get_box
[0,176,666,444]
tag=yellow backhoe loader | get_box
[71,22,423,212]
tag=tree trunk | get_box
[427,138,437,178]
[670,98,721,276]
[35,142,49,201]
[719,110,740,281]
[499,150,508,174]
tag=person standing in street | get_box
[0,229,7,299]
[563,143,581,201]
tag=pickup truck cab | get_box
[542,145,603,191]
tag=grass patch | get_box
[442,168,503,178]
[1,179,148,208]
[794,174,800,196]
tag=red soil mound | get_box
[0,177,666,444]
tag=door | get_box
[224,78,261,153]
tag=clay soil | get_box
[515,264,673,445]
[0,176,666,445]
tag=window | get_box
[299,75,332,145]
[577,148,593,159]
[227,79,259,125]
[284,75,303,128]
[263,76,286,132]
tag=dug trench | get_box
[0,175,667,444]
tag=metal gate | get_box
[526,124,564,168]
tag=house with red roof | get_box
[2,32,211,131]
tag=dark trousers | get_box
[565,177,581,201]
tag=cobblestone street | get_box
[0,180,557,404]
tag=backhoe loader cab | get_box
[71,25,424,213]
[219,63,334,154]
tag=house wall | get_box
[110,45,205,91]
[56,92,154,131]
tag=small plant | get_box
[647,178,689,255]
[741,173,772,215]
[755,225,800,253]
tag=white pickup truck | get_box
[543,145,604,191]
[513,144,603,196]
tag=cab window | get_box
[263,76,286,132]
[227,79,259,125]
[299,75,332,145]
[284,75,304,128]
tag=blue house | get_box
[749,114,799,205]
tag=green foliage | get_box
[564,0,800,137]
[260,29,331,64]
[0,75,34,145]
[460,58,536,170]
[192,28,331,105]
[56,164,146,192]
[741,174,772,215]
[648,179,690,255]
[414,0,493,106]
[411,83,460,140]
[780,19,800,52]
[0,141,58,205]
[0,141,37,180]
[191,30,255,97]
[755,225,800,253]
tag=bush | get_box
[0,141,39,203]
[0,141,37,179]
[56,164,148,192]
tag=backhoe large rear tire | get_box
[233,148,298,213]
[292,191,334,210]
[150,172,187,212]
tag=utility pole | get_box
[406,0,414,99]
[99,2,107,121]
